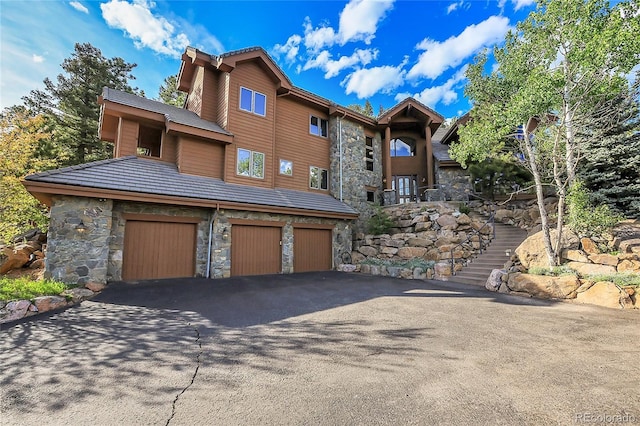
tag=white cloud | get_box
[342,58,408,98]
[303,48,378,79]
[337,0,394,45]
[446,1,464,15]
[32,54,45,63]
[273,34,302,64]
[407,15,510,80]
[396,66,468,108]
[70,1,89,13]
[100,0,189,58]
[303,17,337,52]
[512,0,536,11]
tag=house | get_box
[23,46,445,285]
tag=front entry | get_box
[392,175,418,203]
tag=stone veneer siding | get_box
[46,196,113,285]
[329,116,383,233]
[435,164,471,201]
[48,197,352,283]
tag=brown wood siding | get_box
[275,97,330,191]
[200,68,218,122]
[116,119,139,158]
[177,137,224,178]
[161,133,177,163]
[224,61,276,188]
[122,220,197,280]
[186,66,204,116]
[231,224,282,276]
[293,228,332,272]
[390,132,427,185]
[217,72,230,129]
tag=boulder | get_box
[406,238,431,247]
[485,269,506,292]
[457,213,471,225]
[617,259,640,273]
[358,246,378,257]
[33,296,68,313]
[397,247,428,259]
[562,249,590,263]
[351,252,365,263]
[581,238,600,255]
[414,222,432,232]
[566,261,617,276]
[0,247,30,274]
[588,253,619,267]
[85,282,107,292]
[515,230,579,269]
[61,287,95,303]
[0,300,34,323]
[498,282,511,293]
[29,259,45,269]
[380,247,398,255]
[618,238,640,254]
[576,282,633,309]
[436,215,458,229]
[507,273,581,299]
[434,262,452,278]
[494,209,511,222]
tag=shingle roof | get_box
[101,88,232,137]
[26,157,358,216]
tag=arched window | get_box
[390,137,415,157]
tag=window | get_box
[279,159,293,176]
[239,87,266,116]
[367,191,375,202]
[391,137,416,157]
[237,148,264,179]
[309,166,328,190]
[137,125,162,157]
[310,115,328,137]
[365,136,374,171]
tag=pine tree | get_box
[158,74,186,107]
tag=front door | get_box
[392,175,418,203]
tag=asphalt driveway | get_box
[1,272,638,425]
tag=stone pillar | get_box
[425,124,434,189]
[46,196,113,286]
[384,126,392,190]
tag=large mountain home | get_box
[24,46,459,285]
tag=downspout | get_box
[338,111,347,202]
[206,210,217,279]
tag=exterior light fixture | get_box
[75,220,88,233]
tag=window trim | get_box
[136,124,163,158]
[279,159,293,176]
[365,136,374,171]
[239,86,267,117]
[236,148,265,179]
[309,165,329,191]
[309,115,328,138]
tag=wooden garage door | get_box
[294,227,332,272]
[231,225,282,276]
[122,220,197,280]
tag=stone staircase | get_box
[451,220,529,286]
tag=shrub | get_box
[361,257,435,270]
[459,204,471,214]
[367,204,395,235]
[528,265,576,277]
[586,273,640,288]
[0,277,68,301]
[566,180,623,238]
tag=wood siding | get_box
[224,61,276,188]
[162,133,178,164]
[115,119,139,157]
[186,66,204,116]
[200,68,218,122]
[390,132,427,185]
[177,137,224,179]
[231,224,282,276]
[293,228,332,272]
[122,220,197,280]
[217,72,230,129]
[275,97,331,191]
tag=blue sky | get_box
[0,0,538,120]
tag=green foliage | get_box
[158,74,186,107]
[0,111,54,242]
[0,277,67,301]
[22,42,138,166]
[528,265,577,276]
[361,257,435,270]
[367,205,395,235]
[348,100,377,118]
[458,204,471,215]
[586,273,640,288]
[566,180,623,238]
[468,156,532,199]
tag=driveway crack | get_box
[166,322,202,426]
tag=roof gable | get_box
[378,97,444,126]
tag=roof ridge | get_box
[25,156,136,180]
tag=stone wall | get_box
[109,202,210,281]
[46,196,113,285]
[351,202,493,279]
[435,165,471,201]
[329,116,383,233]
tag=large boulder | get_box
[436,214,458,230]
[397,247,427,259]
[515,230,579,269]
[0,247,30,275]
[485,269,506,292]
[576,282,633,309]
[566,261,617,276]
[588,254,619,267]
[507,273,581,299]
[617,259,640,273]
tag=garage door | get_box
[294,227,333,272]
[231,224,282,276]
[122,219,197,280]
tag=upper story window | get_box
[391,137,416,157]
[240,87,266,116]
[279,159,293,176]
[309,166,328,190]
[310,115,328,137]
[365,136,374,171]
[237,148,264,179]
[137,125,162,157]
